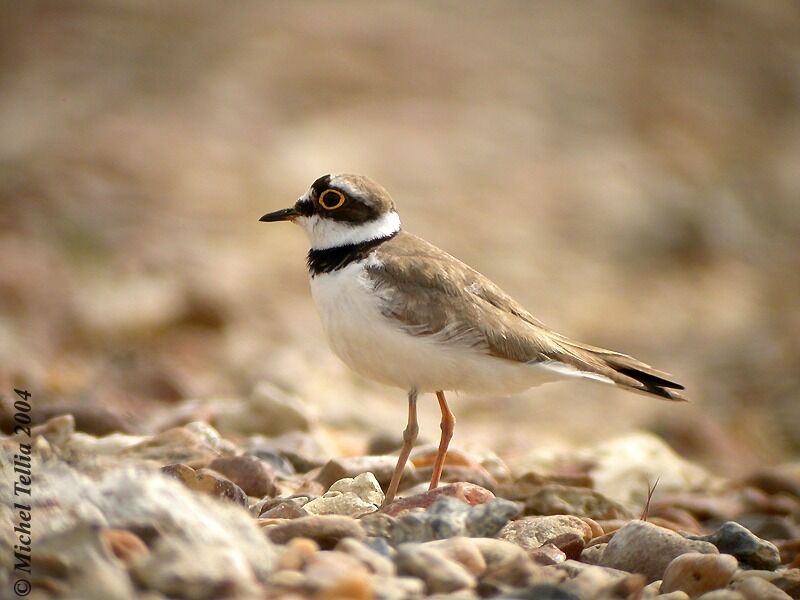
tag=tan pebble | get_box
[102,528,148,562]
[425,537,486,576]
[304,551,369,589]
[335,538,395,576]
[268,570,309,589]
[314,576,372,600]
[695,591,745,600]
[735,576,792,600]
[499,515,592,551]
[656,592,690,600]
[643,579,662,594]
[580,517,604,539]
[661,552,738,597]
[597,519,628,534]
[278,537,320,571]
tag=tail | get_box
[548,339,687,401]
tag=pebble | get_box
[391,495,519,543]
[656,592,691,600]
[695,591,746,600]
[530,544,568,565]
[371,575,426,600]
[396,543,477,593]
[213,382,316,436]
[125,423,237,466]
[600,520,718,582]
[770,570,800,598]
[101,528,149,563]
[304,472,384,517]
[207,455,278,498]
[498,515,593,556]
[277,537,320,571]
[335,538,396,576]
[423,537,487,576]
[554,559,642,597]
[734,576,793,599]
[381,482,496,517]
[265,515,365,548]
[245,431,329,473]
[660,552,738,597]
[303,550,370,590]
[689,521,781,570]
[316,455,418,490]
[579,543,606,565]
[501,482,636,520]
[161,463,248,506]
[544,532,585,561]
[256,496,311,519]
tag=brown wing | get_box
[368,231,686,401]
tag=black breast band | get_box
[307,231,398,276]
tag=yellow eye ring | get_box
[319,189,345,210]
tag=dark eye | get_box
[319,189,346,210]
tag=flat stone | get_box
[499,515,593,556]
[161,463,248,506]
[689,521,781,570]
[381,482,495,517]
[207,455,278,498]
[695,591,746,600]
[390,495,519,543]
[734,576,793,600]
[500,482,636,520]
[265,515,365,548]
[423,537,487,576]
[661,552,738,597]
[125,423,237,467]
[213,382,315,436]
[335,538,395,576]
[317,455,417,490]
[395,543,476,593]
[600,520,718,582]
[554,560,645,599]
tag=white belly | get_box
[309,260,560,394]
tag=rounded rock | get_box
[689,521,781,571]
[499,515,593,555]
[208,455,277,498]
[661,552,738,597]
[600,520,718,582]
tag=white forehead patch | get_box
[295,211,401,250]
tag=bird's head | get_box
[260,174,400,250]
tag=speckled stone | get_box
[600,521,718,582]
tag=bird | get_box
[260,173,685,505]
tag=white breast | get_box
[309,258,562,394]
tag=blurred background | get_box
[1,1,798,477]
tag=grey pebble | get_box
[688,521,781,570]
[392,496,519,544]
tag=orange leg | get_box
[429,390,455,490]
[383,389,418,506]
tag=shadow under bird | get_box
[260,174,686,505]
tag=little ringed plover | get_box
[260,174,685,505]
